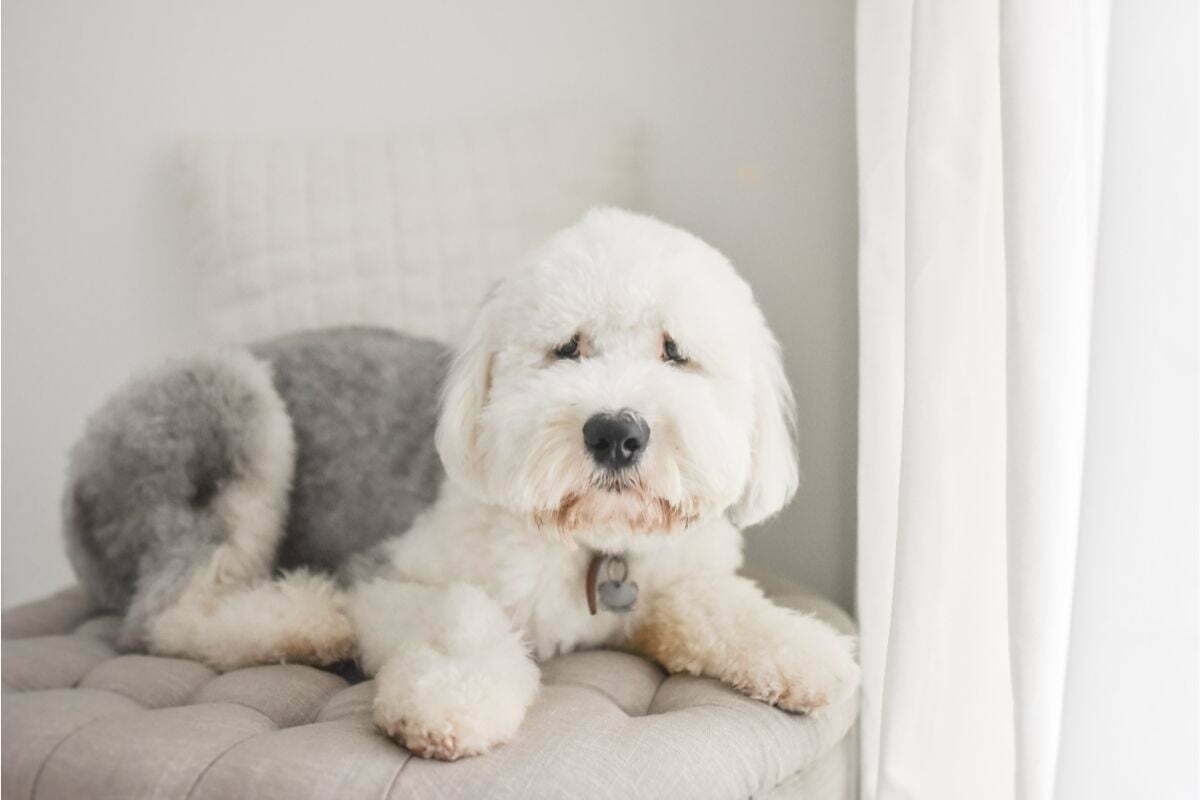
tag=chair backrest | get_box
[183,111,644,346]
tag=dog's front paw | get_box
[372,644,540,760]
[772,632,860,714]
[740,614,860,715]
[633,580,861,716]
[376,715,488,762]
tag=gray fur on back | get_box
[249,328,447,572]
[64,326,449,642]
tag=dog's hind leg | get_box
[66,348,352,670]
[138,352,354,671]
[149,567,355,672]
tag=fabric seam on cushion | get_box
[1,588,96,640]
[379,749,414,800]
[645,669,670,714]
[29,706,145,800]
[648,700,858,792]
[648,698,855,723]
[182,700,279,727]
[50,642,116,690]
[544,679,636,716]
[644,698,844,751]
[299,680,348,726]
[0,638,119,692]
[77,658,217,708]
[182,727,274,800]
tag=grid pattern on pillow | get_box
[183,114,643,345]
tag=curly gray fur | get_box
[63,326,447,648]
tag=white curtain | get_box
[855,0,1198,798]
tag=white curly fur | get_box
[349,208,860,759]
[150,568,355,672]
[141,208,859,755]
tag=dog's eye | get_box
[553,335,581,360]
[663,336,689,365]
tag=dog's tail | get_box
[61,348,298,656]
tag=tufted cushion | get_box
[183,112,644,346]
[2,576,857,800]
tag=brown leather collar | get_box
[585,552,606,615]
[585,552,635,615]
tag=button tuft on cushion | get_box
[649,673,776,716]
[2,634,116,692]
[315,679,377,723]
[540,649,666,716]
[80,654,217,708]
[191,664,348,728]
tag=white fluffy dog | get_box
[348,208,859,759]
[64,207,859,762]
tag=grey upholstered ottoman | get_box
[2,571,858,800]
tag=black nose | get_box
[583,411,650,470]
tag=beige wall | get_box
[2,0,857,609]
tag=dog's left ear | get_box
[435,291,498,495]
[728,325,800,528]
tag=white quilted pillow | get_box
[183,113,643,345]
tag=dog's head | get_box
[436,208,798,548]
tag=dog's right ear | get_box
[435,289,498,495]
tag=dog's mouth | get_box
[532,476,699,536]
[590,469,640,494]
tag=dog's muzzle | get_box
[583,410,650,471]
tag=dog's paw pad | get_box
[381,720,485,761]
[375,710,504,761]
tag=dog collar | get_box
[585,552,638,615]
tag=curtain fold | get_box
[998,3,1109,798]
[856,0,1197,797]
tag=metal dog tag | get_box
[586,553,638,614]
[597,577,639,613]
